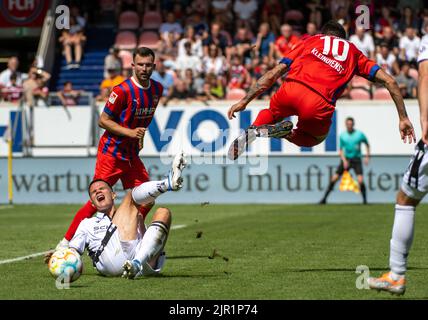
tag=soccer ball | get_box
[48,248,83,282]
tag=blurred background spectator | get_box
[350,26,376,60]
[211,0,233,31]
[175,41,203,79]
[376,43,400,76]
[23,67,50,107]
[57,81,83,107]
[178,26,203,58]
[104,47,122,79]
[97,68,125,101]
[202,44,227,78]
[233,0,259,32]
[274,24,301,59]
[395,61,418,98]
[399,27,421,66]
[254,22,275,59]
[151,58,175,106]
[0,56,27,87]
[1,73,23,103]
[58,15,87,69]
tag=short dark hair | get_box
[345,117,355,123]
[133,46,155,61]
[321,20,347,39]
[87,179,113,196]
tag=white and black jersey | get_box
[418,34,428,64]
[401,140,428,200]
[69,213,165,277]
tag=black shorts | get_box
[336,158,363,176]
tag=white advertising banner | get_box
[0,155,424,204]
[33,106,93,146]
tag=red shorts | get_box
[269,80,335,137]
[93,152,150,190]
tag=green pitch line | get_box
[0,204,427,300]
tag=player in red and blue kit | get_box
[56,47,164,249]
[228,21,415,159]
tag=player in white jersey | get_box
[67,151,187,279]
[367,31,428,295]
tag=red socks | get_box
[64,200,97,241]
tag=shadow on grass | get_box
[89,271,223,280]
[283,267,428,273]
[155,273,224,279]
[166,255,209,260]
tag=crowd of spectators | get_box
[0,56,51,107]
[99,0,427,104]
[1,0,428,107]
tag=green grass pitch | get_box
[0,204,427,300]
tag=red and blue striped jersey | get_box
[98,77,163,160]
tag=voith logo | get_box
[0,0,44,25]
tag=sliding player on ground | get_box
[68,152,186,279]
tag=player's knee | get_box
[396,189,419,207]
[154,207,172,226]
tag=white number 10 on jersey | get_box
[320,36,349,61]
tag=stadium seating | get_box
[138,31,159,49]
[142,11,163,30]
[115,31,137,50]
[118,11,140,30]
[99,0,115,11]
[119,50,133,70]
[409,68,418,81]
[372,87,391,100]
[226,88,247,100]
[349,88,371,100]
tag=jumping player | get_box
[55,47,163,249]
[367,26,428,296]
[227,21,415,159]
[68,151,187,279]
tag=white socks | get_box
[131,179,169,205]
[389,204,415,277]
[134,221,169,265]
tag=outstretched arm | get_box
[372,68,416,144]
[227,63,288,119]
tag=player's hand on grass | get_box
[129,127,146,139]
[399,118,416,144]
[44,251,54,264]
[228,101,247,119]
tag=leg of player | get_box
[319,173,340,204]
[122,207,171,279]
[286,130,327,147]
[228,109,293,160]
[131,151,187,206]
[357,174,367,205]
[367,190,420,295]
[54,200,97,250]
